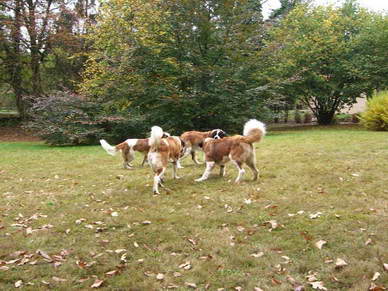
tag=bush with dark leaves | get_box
[25,92,148,145]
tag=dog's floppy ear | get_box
[179,138,186,148]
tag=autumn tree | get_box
[265,2,384,124]
[0,0,96,117]
[81,0,269,132]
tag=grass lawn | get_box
[0,125,387,290]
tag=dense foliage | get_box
[25,92,148,145]
[80,0,273,133]
[360,91,388,131]
[263,1,388,124]
[1,0,388,142]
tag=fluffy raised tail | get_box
[242,119,266,144]
[149,126,164,150]
[100,139,117,156]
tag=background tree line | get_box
[1,0,387,144]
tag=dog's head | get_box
[210,129,227,140]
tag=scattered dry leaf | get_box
[36,250,52,262]
[52,276,67,282]
[251,252,264,258]
[335,258,348,269]
[306,272,318,282]
[15,280,23,288]
[244,199,252,204]
[369,282,386,291]
[315,240,327,250]
[309,212,322,219]
[372,272,380,281]
[91,279,104,288]
[265,220,279,231]
[310,281,327,290]
[185,282,197,288]
[156,273,165,280]
[187,238,197,245]
[179,261,192,270]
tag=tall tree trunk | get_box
[11,0,25,118]
[31,51,42,95]
[316,110,335,125]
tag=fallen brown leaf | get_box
[315,240,327,250]
[184,282,197,288]
[371,272,380,281]
[52,276,67,282]
[156,273,165,280]
[91,278,104,288]
[335,258,348,269]
[309,281,327,290]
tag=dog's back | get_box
[180,131,210,147]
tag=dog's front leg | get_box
[172,161,181,179]
[141,154,148,167]
[195,161,215,182]
[220,165,226,177]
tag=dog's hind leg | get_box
[177,147,192,168]
[191,150,202,165]
[231,160,245,183]
[122,147,134,169]
[153,168,166,194]
[195,161,215,182]
[246,155,258,181]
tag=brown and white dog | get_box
[100,133,170,169]
[195,119,266,183]
[148,126,186,194]
[179,129,226,166]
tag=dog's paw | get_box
[195,178,204,182]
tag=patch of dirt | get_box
[0,126,41,142]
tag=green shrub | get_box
[294,110,302,123]
[360,91,388,131]
[335,113,352,123]
[25,92,149,145]
[352,113,360,123]
[303,112,313,123]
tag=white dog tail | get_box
[242,119,266,144]
[149,126,164,150]
[100,139,117,156]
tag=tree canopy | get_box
[1,0,388,130]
